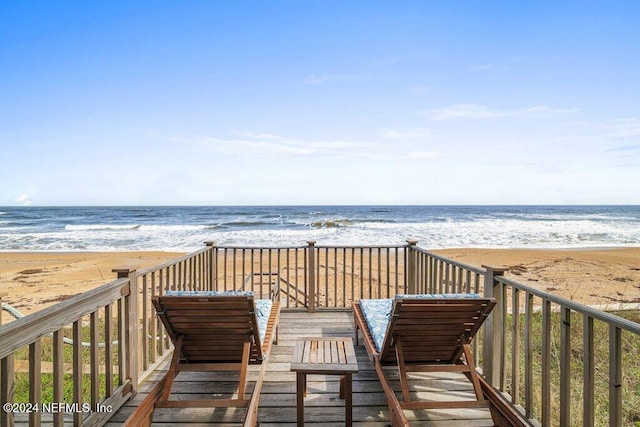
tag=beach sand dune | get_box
[433,248,640,306]
[0,252,182,323]
[2,248,640,324]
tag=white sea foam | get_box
[1,206,639,251]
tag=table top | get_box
[290,337,358,374]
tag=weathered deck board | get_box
[104,311,494,426]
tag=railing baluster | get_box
[105,304,114,396]
[609,325,622,427]
[73,319,83,426]
[1,354,15,426]
[524,292,533,418]
[560,307,571,426]
[304,242,314,311]
[336,247,340,306]
[583,315,594,427]
[142,274,149,370]
[53,330,64,427]
[277,248,281,303]
[242,249,247,293]
[511,289,521,405]
[385,248,390,298]
[224,248,229,291]
[351,248,356,301]
[29,339,42,427]
[541,299,551,427]
[377,247,382,298]
[230,248,235,291]
[500,282,507,390]
[90,311,100,409]
[118,297,125,386]
[360,247,364,299]
[394,248,399,296]
[336,248,344,307]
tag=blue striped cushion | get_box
[164,290,271,344]
[359,299,392,352]
[254,299,273,344]
[395,293,481,299]
[165,290,254,297]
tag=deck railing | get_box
[1,277,135,426]
[485,273,640,427]
[2,240,639,426]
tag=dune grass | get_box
[10,320,121,406]
[501,309,640,426]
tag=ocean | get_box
[0,205,638,252]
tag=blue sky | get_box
[1,1,639,206]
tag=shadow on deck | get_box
[108,311,494,426]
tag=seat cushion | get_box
[359,299,392,352]
[164,290,272,344]
[165,290,254,297]
[395,293,481,299]
[254,299,273,344]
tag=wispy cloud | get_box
[607,144,640,152]
[188,132,376,157]
[405,151,440,159]
[598,118,640,139]
[178,131,443,162]
[426,104,579,121]
[304,74,362,85]
[381,128,431,140]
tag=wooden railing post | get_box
[205,241,216,291]
[482,265,508,388]
[406,240,418,294]
[1,354,14,427]
[307,241,316,313]
[113,267,139,394]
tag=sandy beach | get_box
[0,251,183,324]
[2,248,640,324]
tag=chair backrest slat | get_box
[380,298,496,363]
[153,295,264,363]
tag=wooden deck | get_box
[107,310,494,426]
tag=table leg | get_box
[297,372,305,426]
[339,375,345,399]
[303,372,307,397]
[345,373,352,426]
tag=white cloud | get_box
[406,151,440,159]
[187,133,376,157]
[304,74,361,85]
[426,103,579,121]
[598,118,640,139]
[381,128,432,140]
[15,194,33,206]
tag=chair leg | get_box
[353,310,359,346]
[238,341,251,400]
[394,338,411,402]
[460,338,484,401]
[162,335,184,401]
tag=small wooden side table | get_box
[290,337,359,426]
